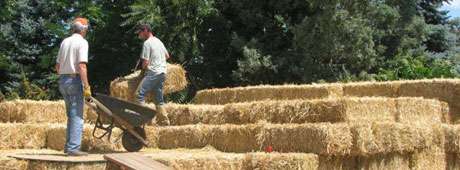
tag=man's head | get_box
[72,17,89,37]
[136,24,153,40]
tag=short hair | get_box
[72,17,89,33]
[136,24,152,33]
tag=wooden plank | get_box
[9,153,105,163]
[104,153,171,170]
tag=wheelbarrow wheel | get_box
[122,127,146,152]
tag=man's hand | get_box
[83,86,92,98]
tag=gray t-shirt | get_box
[141,36,168,74]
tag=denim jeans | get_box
[136,71,166,106]
[58,75,84,152]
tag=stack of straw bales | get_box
[157,97,448,125]
[2,79,460,169]
[193,79,460,122]
[110,64,187,102]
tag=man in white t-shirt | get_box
[135,24,170,125]
[55,17,91,156]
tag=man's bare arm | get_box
[142,59,149,70]
[78,63,90,88]
[55,64,60,74]
[165,52,170,60]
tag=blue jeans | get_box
[136,71,165,106]
[58,75,84,152]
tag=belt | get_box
[60,74,79,78]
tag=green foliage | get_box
[7,71,49,100]
[165,89,190,104]
[232,47,277,85]
[0,0,458,102]
[294,8,377,82]
[376,53,457,80]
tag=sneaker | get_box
[66,150,88,156]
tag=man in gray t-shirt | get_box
[135,24,170,125]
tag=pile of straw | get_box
[110,64,187,102]
[155,97,447,126]
[0,100,97,124]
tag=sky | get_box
[441,0,460,18]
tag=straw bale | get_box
[242,153,318,170]
[349,122,441,155]
[46,124,123,152]
[340,97,396,122]
[342,81,400,97]
[145,149,318,170]
[0,157,28,170]
[410,149,446,170]
[193,84,342,105]
[210,124,261,152]
[0,123,47,149]
[26,161,105,170]
[257,123,353,155]
[163,103,224,125]
[229,99,344,124]
[0,100,98,124]
[395,98,446,123]
[0,100,66,123]
[318,153,411,170]
[145,148,244,169]
[398,79,457,102]
[157,125,211,149]
[109,64,187,102]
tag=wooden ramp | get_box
[104,153,172,170]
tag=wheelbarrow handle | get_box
[85,96,113,117]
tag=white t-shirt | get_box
[141,36,168,74]
[56,34,89,74]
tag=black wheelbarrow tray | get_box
[85,93,156,152]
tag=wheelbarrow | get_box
[85,93,156,152]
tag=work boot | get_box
[155,105,170,126]
[66,150,88,156]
